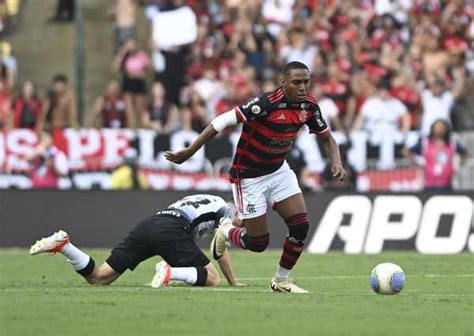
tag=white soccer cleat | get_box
[210,218,231,260]
[29,230,70,255]
[270,278,309,294]
[150,261,171,288]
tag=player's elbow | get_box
[85,268,117,286]
[85,276,114,286]
[206,268,221,287]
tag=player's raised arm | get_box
[164,109,240,164]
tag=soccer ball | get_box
[370,263,405,295]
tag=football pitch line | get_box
[1,286,472,298]
[238,273,474,280]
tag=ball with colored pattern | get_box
[370,263,405,295]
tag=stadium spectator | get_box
[49,0,75,23]
[4,0,474,191]
[38,74,78,131]
[11,80,42,130]
[390,71,421,130]
[261,0,294,38]
[87,79,133,129]
[192,66,224,116]
[165,61,346,293]
[141,81,180,133]
[0,0,21,34]
[146,0,197,105]
[181,90,208,132]
[24,131,69,189]
[0,77,12,130]
[213,81,244,135]
[319,62,352,125]
[345,71,375,129]
[110,148,147,190]
[108,0,137,54]
[403,119,468,192]
[112,38,150,128]
[279,28,317,72]
[352,79,410,138]
[30,194,244,288]
[374,0,412,26]
[312,83,344,133]
[420,70,465,136]
[0,41,17,87]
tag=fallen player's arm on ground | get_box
[217,250,247,287]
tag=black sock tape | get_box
[77,257,95,277]
[194,266,208,286]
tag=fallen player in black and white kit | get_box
[29,194,245,288]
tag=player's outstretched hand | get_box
[164,148,194,164]
[232,282,249,287]
[331,163,347,182]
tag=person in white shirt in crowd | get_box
[420,74,464,136]
[374,0,412,28]
[261,0,295,38]
[352,78,410,137]
[352,78,411,169]
[280,28,318,72]
[192,66,225,118]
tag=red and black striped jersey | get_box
[229,87,329,180]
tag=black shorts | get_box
[122,77,147,94]
[106,214,210,274]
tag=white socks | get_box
[274,265,291,280]
[60,243,91,271]
[170,267,198,285]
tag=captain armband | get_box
[211,110,238,132]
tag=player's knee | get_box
[247,234,270,252]
[288,222,309,242]
[286,213,309,243]
[85,265,117,285]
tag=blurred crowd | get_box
[0,0,472,137]
[0,0,472,190]
[100,0,472,138]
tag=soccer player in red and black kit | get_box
[165,61,347,293]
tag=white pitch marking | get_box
[237,274,474,281]
[1,287,473,298]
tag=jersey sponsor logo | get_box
[269,138,294,147]
[268,147,291,154]
[156,210,182,217]
[277,113,285,120]
[307,195,474,254]
[242,97,259,109]
[251,105,261,115]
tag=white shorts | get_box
[231,161,302,219]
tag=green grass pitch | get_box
[1,249,473,336]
